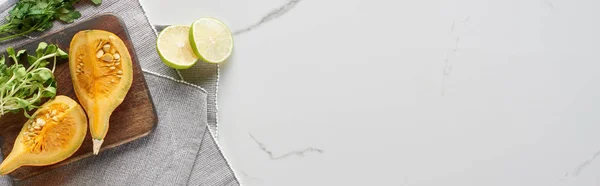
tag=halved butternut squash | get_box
[0,96,87,175]
[69,30,133,155]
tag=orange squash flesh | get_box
[0,96,87,175]
[69,30,133,155]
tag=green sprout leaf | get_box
[41,86,56,98]
[16,98,30,108]
[14,66,26,78]
[57,48,67,58]
[91,0,102,5]
[34,68,53,81]
[0,43,66,118]
[16,49,25,57]
[7,47,15,57]
[36,42,48,57]
[27,55,38,65]
[44,44,57,55]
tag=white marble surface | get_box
[129,0,600,185]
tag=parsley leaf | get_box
[0,0,102,42]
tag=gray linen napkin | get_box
[0,0,238,185]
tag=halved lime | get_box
[156,25,199,69]
[189,17,233,63]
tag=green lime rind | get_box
[189,17,234,64]
[156,25,199,69]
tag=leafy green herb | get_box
[0,0,102,42]
[0,42,68,118]
[91,0,102,5]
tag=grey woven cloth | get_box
[0,0,238,185]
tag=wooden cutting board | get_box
[0,14,158,180]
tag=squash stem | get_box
[92,139,104,155]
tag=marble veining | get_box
[249,133,324,160]
[233,0,302,36]
[554,149,600,185]
[241,171,264,183]
[442,17,469,95]
[545,0,555,9]
[573,149,600,176]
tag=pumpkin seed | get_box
[102,54,114,62]
[96,39,104,50]
[103,44,111,53]
[96,50,104,58]
[36,118,45,125]
[114,53,120,60]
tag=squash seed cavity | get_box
[76,38,125,96]
[21,103,75,153]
